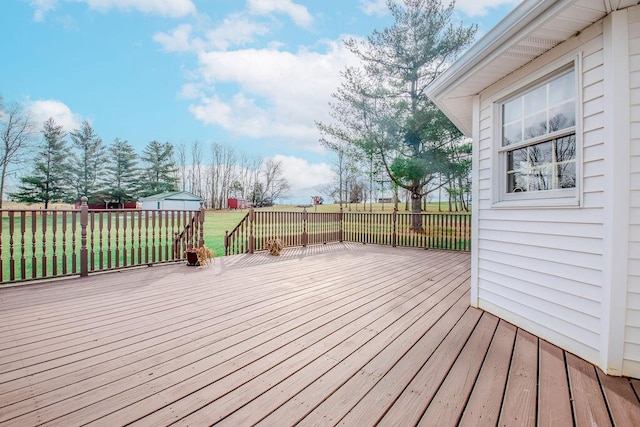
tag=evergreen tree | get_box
[139,140,178,196]
[69,120,106,202]
[319,0,476,229]
[103,138,139,204]
[10,118,71,208]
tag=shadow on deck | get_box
[0,243,638,426]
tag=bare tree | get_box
[176,142,187,191]
[191,140,203,197]
[0,101,37,207]
[260,158,290,205]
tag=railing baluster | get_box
[90,211,96,272]
[20,211,26,280]
[137,210,142,264]
[44,211,50,277]
[151,212,156,263]
[122,211,128,267]
[9,211,15,281]
[31,211,37,278]
[99,213,105,270]
[115,212,120,268]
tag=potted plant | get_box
[264,238,285,256]
[184,244,215,266]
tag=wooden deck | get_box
[0,243,638,426]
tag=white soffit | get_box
[427,0,640,136]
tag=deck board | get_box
[0,243,638,426]
[458,320,516,427]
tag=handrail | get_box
[1,198,206,285]
[225,207,471,255]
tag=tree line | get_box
[0,98,289,209]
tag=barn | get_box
[427,0,640,378]
[139,191,203,211]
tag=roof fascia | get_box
[426,0,576,101]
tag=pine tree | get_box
[320,0,476,229]
[10,118,71,208]
[69,121,106,202]
[139,140,178,196]
[103,138,139,205]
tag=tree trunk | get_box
[411,190,422,231]
[0,162,7,209]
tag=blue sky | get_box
[1,0,519,201]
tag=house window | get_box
[498,67,577,200]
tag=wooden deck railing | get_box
[0,197,204,285]
[225,208,471,255]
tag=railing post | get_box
[80,196,89,277]
[225,230,229,256]
[392,208,397,248]
[249,207,255,254]
[302,207,308,247]
[339,207,343,242]
[198,202,205,247]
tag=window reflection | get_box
[507,135,576,192]
[502,69,575,147]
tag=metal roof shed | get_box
[139,191,203,211]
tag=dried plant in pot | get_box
[184,244,215,266]
[264,238,285,256]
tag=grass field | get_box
[1,202,467,283]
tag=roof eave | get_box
[426,0,577,135]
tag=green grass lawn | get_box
[1,203,468,282]
[204,202,469,256]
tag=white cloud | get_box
[247,0,313,28]
[28,99,83,133]
[359,0,519,18]
[187,40,358,150]
[358,0,390,17]
[267,154,334,200]
[30,0,57,22]
[153,24,204,52]
[30,0,196,21]
[205,14,271,50]
[454,0,519,17]
[154,14,270,53]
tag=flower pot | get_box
[185,250,199,266]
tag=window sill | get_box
[491,196,580,209]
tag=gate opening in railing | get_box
[225,208,470,256]
[0,197,205,285]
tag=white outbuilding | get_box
[427,0,640,378]
[139,191,203,211]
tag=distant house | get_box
[139,191,202,211]
[427,0,640,378]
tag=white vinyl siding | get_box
[474,25,605,366]
[625,5,640,378]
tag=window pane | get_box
[524,112,547,140]
[523,85,546,116]
[506,135,576,193]
[549,71,574,105]
[503,98,522,123]
[556,134,576,189]
[507,147,529,192]
[549,102,575,132]
[555,134,576,162]
[503,121,522,146]
[529,140,553,166]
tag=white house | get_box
[426,0,640,378]
[139,191,203,211]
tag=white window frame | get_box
[492,55,582,208]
